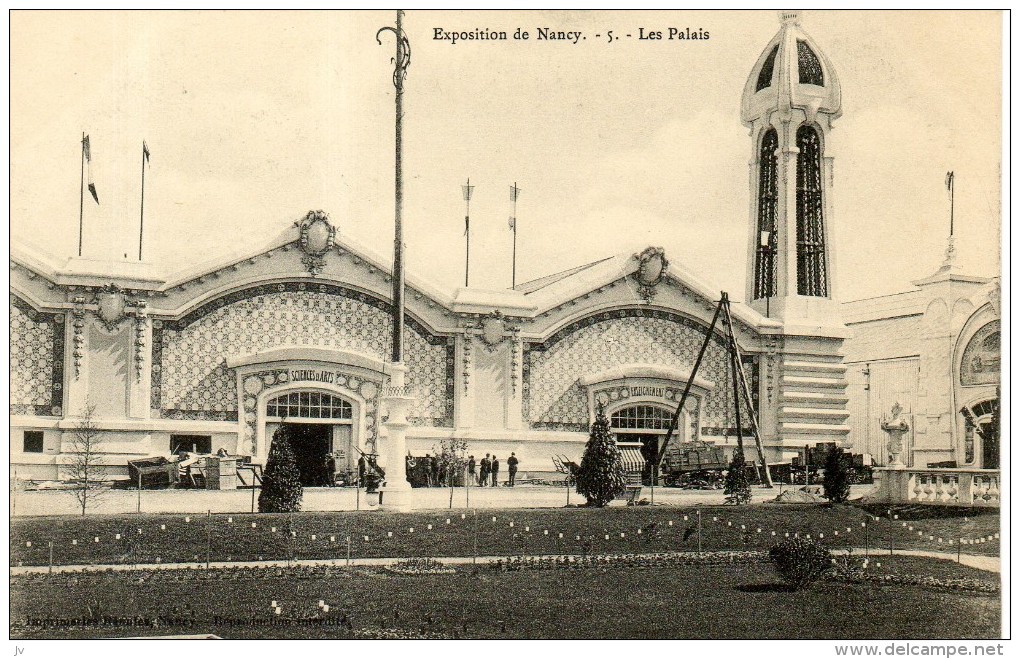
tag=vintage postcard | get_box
[8,9,1004,647]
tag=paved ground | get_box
[11,483,875,517]
[8,546,999,576]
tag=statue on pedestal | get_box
[881,402,910,468]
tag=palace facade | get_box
[10,13,855,484]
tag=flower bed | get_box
[384,557,456,575]
[835,572,999,594]
[489,550,765,571]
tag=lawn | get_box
[10,505,1000,568]
[9,557,1000,639]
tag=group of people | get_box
[466,452,520,487]
[414,452,521,488]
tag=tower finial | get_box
[779,10,801,26]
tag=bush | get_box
[724,450,751,505]
[575,404,628,507]
[258,426,303,513]
[768,537,832,590]
[823,445,852,503]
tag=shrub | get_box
[768,537,832,590]
[258,426,303,513]
[823,444,852,503]
[724,450,752,505]
[575,403,627,507]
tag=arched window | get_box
[266,391,352,420]
[754,128,779,300]
[611,405,674,431]
[795,125,828,297]
[797,40,824,85]
[756,44,779,92]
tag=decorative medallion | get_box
[296,209,337,276]
[94,284,128,331]
[632,247,670,302]
[480,311,506,347]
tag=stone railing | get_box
[871,468,1000,508]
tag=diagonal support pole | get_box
[722,295,774,487]
[655,297,723,468]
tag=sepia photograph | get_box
[8,8,1005,646]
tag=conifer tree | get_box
[575,403,627,507]
[724,448,752,505]
[258,425,303,513]
[822,444,851,504]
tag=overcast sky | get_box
[10,10,1002,302]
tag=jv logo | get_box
[14,647,24,656]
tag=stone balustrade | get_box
[871,467,1000,508]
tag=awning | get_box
[618,446,646,474]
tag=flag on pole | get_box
[143,140,151,163]
[508,216,515,231]
[945,171,954,193]
[83,135,99,203]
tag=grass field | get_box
[10,504,1000,567]
[9,555,1000,639]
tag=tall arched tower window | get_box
[753,128,779,300]
[795,125,828,297]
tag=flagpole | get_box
[139,143,146,261]
[949,174,955,237]
[78,132,85,257]
[511,182,519,288]
[463,177,472,287]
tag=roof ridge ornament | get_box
[296,210,337,276]
[633,247,669,303]
[779,10,801,26]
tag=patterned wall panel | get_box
[151,283,454,426]
[524,309,758,433]
[10,296,65,417]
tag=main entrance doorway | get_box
[610,405,676,485]
[265,390,356,487]
[285,423,332,486]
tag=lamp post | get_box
[376,10,415,512]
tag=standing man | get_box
[480,454,491,487]
[423,453,434,487]
[324,452,337,487]
[507,452,519,487]
[490,455,500,487]
[358,454,366,487]
[467,455,476,485]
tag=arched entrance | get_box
[265,390,355,487]
[961,397,999,469]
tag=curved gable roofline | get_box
[159,218,455,311]
[519,248,777,333]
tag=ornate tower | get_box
[742,11,842,327]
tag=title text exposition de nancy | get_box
[433,26,710,45]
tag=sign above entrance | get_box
[290,368,338,384]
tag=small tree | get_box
[258,425,303,513]
[433,438,468,509]
[724,449,751,505]
[823,444,852,504]
[575,403,627,507]
[64,403,107,516]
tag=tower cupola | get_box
[742,11,843,327]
